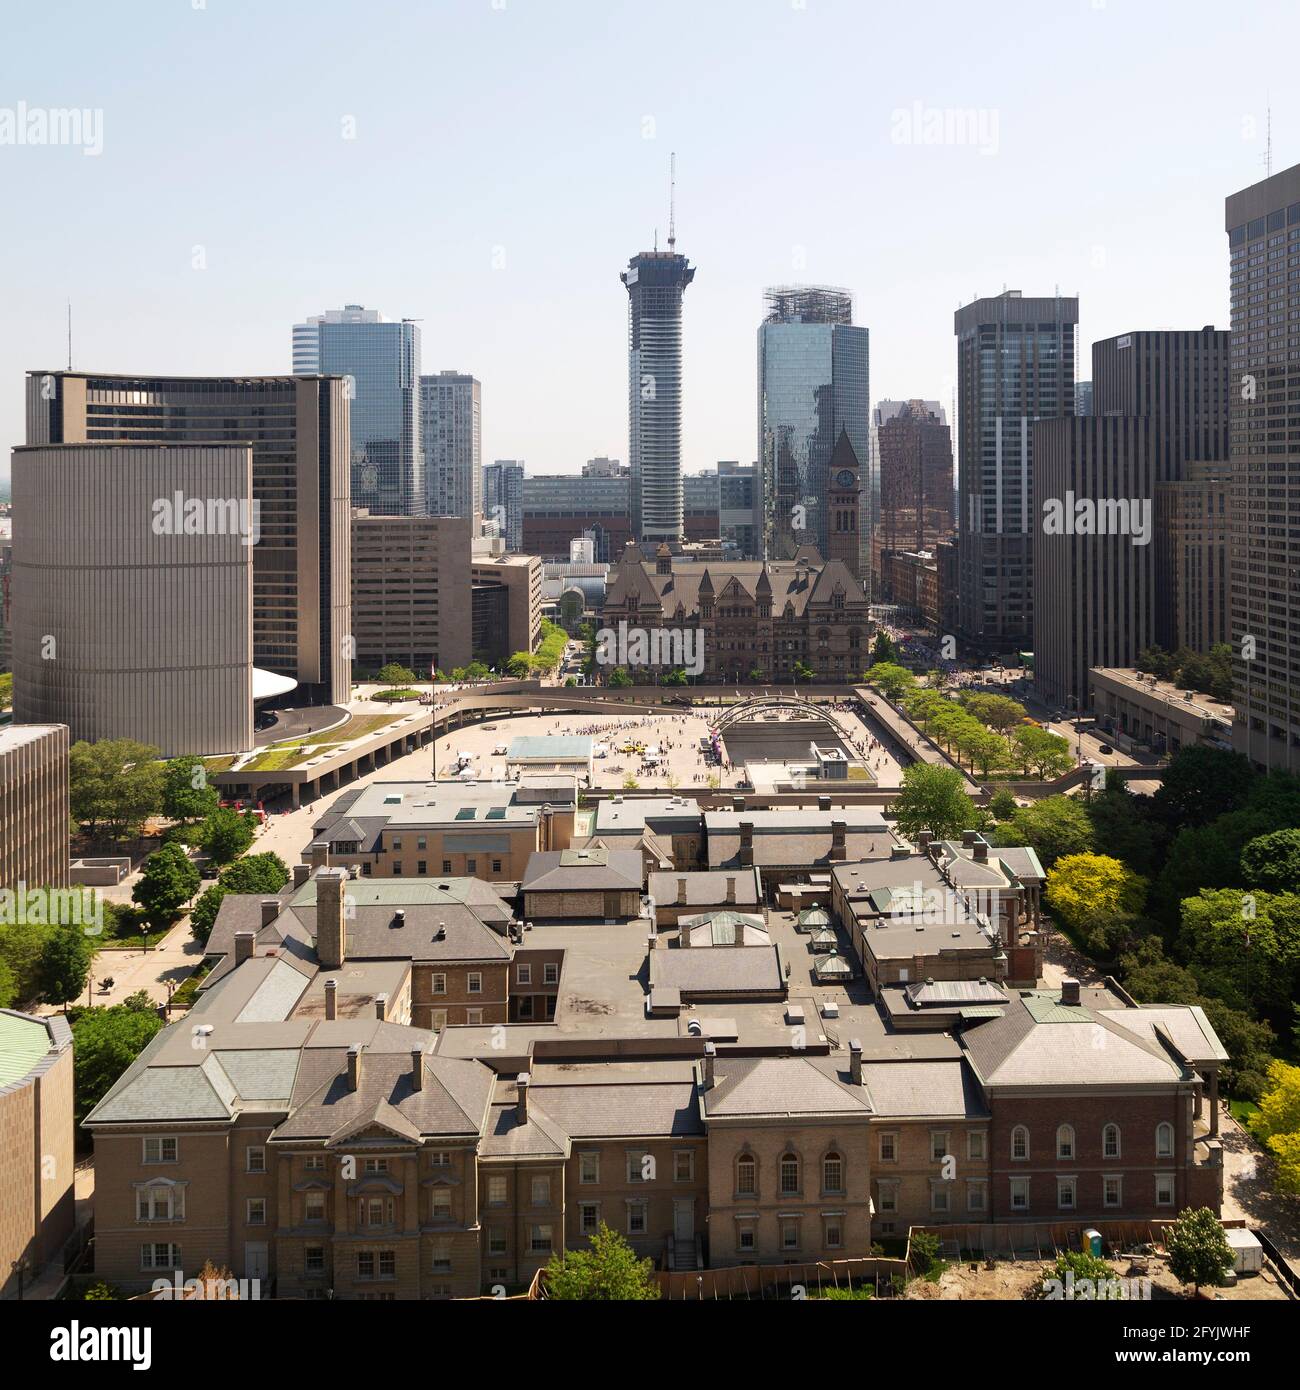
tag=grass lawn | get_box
[1229,1099,1260,1126]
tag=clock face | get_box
[835,469,857,490]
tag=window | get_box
[428,1151,451,1168]
[417,838,426,851]
[304,1246,325,1276]
[487,1175,507,1207]
[431,1241,452,1274]
[779,1152,800,1196]
[136,1182,183,1222]
[930,1181,951,1214]
[735,1154,756,1196]
[431,1009,448,1031]
[1155,1173,1175,1207]
[487,1227,507,1256]
[530,1225,553,1254]
[877,1181,898,1214]
[1057,1177,1077,1211]
[822,1151,844,1195]
[246,1197,267,1226]
[878,1131,898,1163]
[357,1250,396,1280]
[363,1197,393,1227]
[930,1130,950,1163]
[626,1150,650,1183]
[442,860,452,875]
[674,1150,695,1183]
[737,1224,756,1253]
[304,1154,325,1172]
[466,1009,483,1026]
[967,1131,986,1161]
[391,837,402,851]
[392,862,402,876]
[531,1175,551,1207]
[579,1202,600,1236]
[517,964,532,986]
[431,1188,451,1221]
[140,1242,181,1271]
[431,973,447,995]
[543,963,559,985]
[823,1218,843,1250]
[1009,1178,1030,1212]
[579,1152,600,1185]
[1104,1176,1122,1208]
[967,1181,987,1213]
[1056,1124,1075,1160]
[142,1137,178,1164]
[780,1218,800,1251]
[1156,1122,1174,1158]
[245,1146,266,1174]
[1103,1124,1121,1159]
[627,1201,647,1236]
[468,972,483,995]
[417,861,427,876]
[305,1191,326,1222]
[492,860,502,874]
[467,859,477,875]
[363,1158,389,1175]
[1011,1126,1030,1161]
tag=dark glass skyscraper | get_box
[622,249,695,545]
[757,286,870,571]
[295,305,422,516]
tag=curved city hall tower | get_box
[622,174,695,546]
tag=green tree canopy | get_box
[217,852,289,896]
[1177,888,1300,1013]
[1086,776,1159,878]
[993,795,1094,870]
[375,663,417,685]
[37,927,94,1011]
[1249,1060,1300,1194]
[607,667,633,688]
[1165,1208,1234,1292]
[865,662,915,702]
[1240,828,1300,894]
[869,631,898,666]
[72,1004,165,1125]
[161,756,220,824]
[69,739,164,838]
[894,764,980,842]
[132,843,201,930]
[199,807,257,866]
[1152,745,1255,833]
[544,1222,660,1300]
[1044,853,1148,955]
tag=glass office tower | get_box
[296,305,422,516]
[757,286,870,571]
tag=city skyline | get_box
[3,0,1293,486]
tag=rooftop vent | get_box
[434,923,447,941]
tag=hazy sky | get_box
[1,0,1295,484]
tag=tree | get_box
[505,652,533,679]
[747,665,765,682]
[69,738,165,839]
[1249,1060,1300,1194]
[132,844,201,930]
[544,1222,660,1300]
[1165,1208,1234,1293]
[1044,853,1148,955]
[72,1004,165,1124]
[1008,726,1073,779]
[865,662,915,702]
[1152,746,1255,833]
[0,958,16,1009]
[607,667,633,689]
[870,631,898,666]
[217,852,289,896]
[199,807,256,865]
[661,667,689,687]
[961,692,1027,735]
[894,764,980,842]
[989,788,1019,822]
[1028,1249,1130,1300]
[161,756,220,824]
[1240,829,1300,894]
[0,671,11,711]
[621,773,640,791]
[190,885,227,945]
[1178,888,1300,1013]
[792,660,815,683]
[0,919,54,1007]
[37,927,94,1011]
[994,796,1095,870]
[376,663,417,685]
[1087,776,1159,878]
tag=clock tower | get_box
[826,428,862,581]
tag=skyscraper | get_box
[483,460,524,551]
[757,286,869,572]
[293,306,422,517]
[1226,163,1300,772]
[873,401,954,598]
[422,372,481,522]
[954,290,1078,650]
[622,238,695,545]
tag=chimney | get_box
[234,931,255,965]
[677,877,688,905]
[830,820,847,861]
[375,992,388,1020]
[973,837,989,863]
[292,863,309,887]
[309,842,330,868]
[517,1072,530,1122]
[324,978,338,1021]
[410,1047,424,1091]
[918,830,933,849]
[1062,977,1081,1007]
[316,867,348,970]
[347,1044,362,1092]
[725,876,736,905]
[890,843,909,861]
[962,829,977,847]
[739,821,754,867]
[260,899,279,927]
[849,1038,863,1086]
[702,1042,716,1089]
[817,794,831,812]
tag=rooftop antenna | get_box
[1265,101,1273,177]
[668,151,677,253]
[67,299,72,371]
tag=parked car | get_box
[1096,743,1114,755]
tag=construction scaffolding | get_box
[763,285,854,327]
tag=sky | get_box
[1,0,1296,486]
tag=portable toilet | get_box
[1082,1228,1103,1258]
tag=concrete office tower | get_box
[873,401,954,599]
[1033,328,1229,710]
[954,291,1078,650]
[483,460,524,551]
[622,247,696,545]
[351,513,474,677]
[718,460,758,558]
[296,306,422,517]
[26,372,351,708]
[1156,460,1232,654]
[0,723,69,889]
[1227,164,1300,771]
[1075,381,1094,417]
[758,286,869,570]
[11,444,255,754]
[422,372,482,522]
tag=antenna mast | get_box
[1266,102,1273,177]
[668,152,677,252]
[67,299,72,371]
